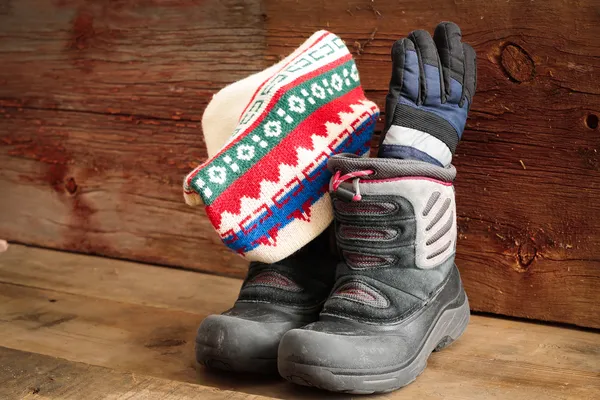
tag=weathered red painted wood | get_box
[0,0,599,327]
[0,106,248,275]
[0,0,268,119]
[0,0,265,275]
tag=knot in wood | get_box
[500,44,535,83]
[65,177,78,195]
[517,239,537,270]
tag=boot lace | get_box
[329,169,374,201]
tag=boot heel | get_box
[433,295,470,352]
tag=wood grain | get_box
[0,107,248,276]
[0,0,257,276]
[0,0,268,119]
[0,245,599,400]
[1,0,599,327]
[0,244,242,313]
[0,347,270,400]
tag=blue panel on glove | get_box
[401,50,420,103]
[380,22,477,166]
[399,66,468,139]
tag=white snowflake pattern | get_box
[331,73,343,91]
[264,120,282,137]
[236,144,255,161]
[311,83,326,99]
[208,166,227,185]
[288,95,306,113]
[350,64,359,81]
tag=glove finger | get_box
[384,38,417,132]
[433,21,464,104]
[461,42,477,109]
[408,29,443,106]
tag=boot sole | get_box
[278,296,470,394]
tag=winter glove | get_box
[379,21,476,166]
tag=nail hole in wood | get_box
[585,114,598,130]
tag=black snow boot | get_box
[277,155,470,393]
[196,229,336,374]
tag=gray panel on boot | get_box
[334,195,416,252]
[332,192,455,320]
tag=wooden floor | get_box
[0,245,598,399]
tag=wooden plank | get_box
[0,281,301,399]
[0,0,257,277]
[0,246,599,399]
[0,0,268,119]
[0,0,599,327]
[0,107,248,276]
[0,244,242,314]
[0,346,270,400]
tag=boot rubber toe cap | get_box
[196,314,297,362]
[278,324,411,372]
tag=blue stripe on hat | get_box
[223,113,378,254]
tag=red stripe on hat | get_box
[205,86,368,228]
[207,54,353,161]
[186,53,353,187]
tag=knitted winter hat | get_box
[202,34,320,158]
[184,30,379,263]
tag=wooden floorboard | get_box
[0,243,242,314]
[0,245,599,399]
[0,346,269,400]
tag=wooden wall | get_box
[0,0,598,328]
